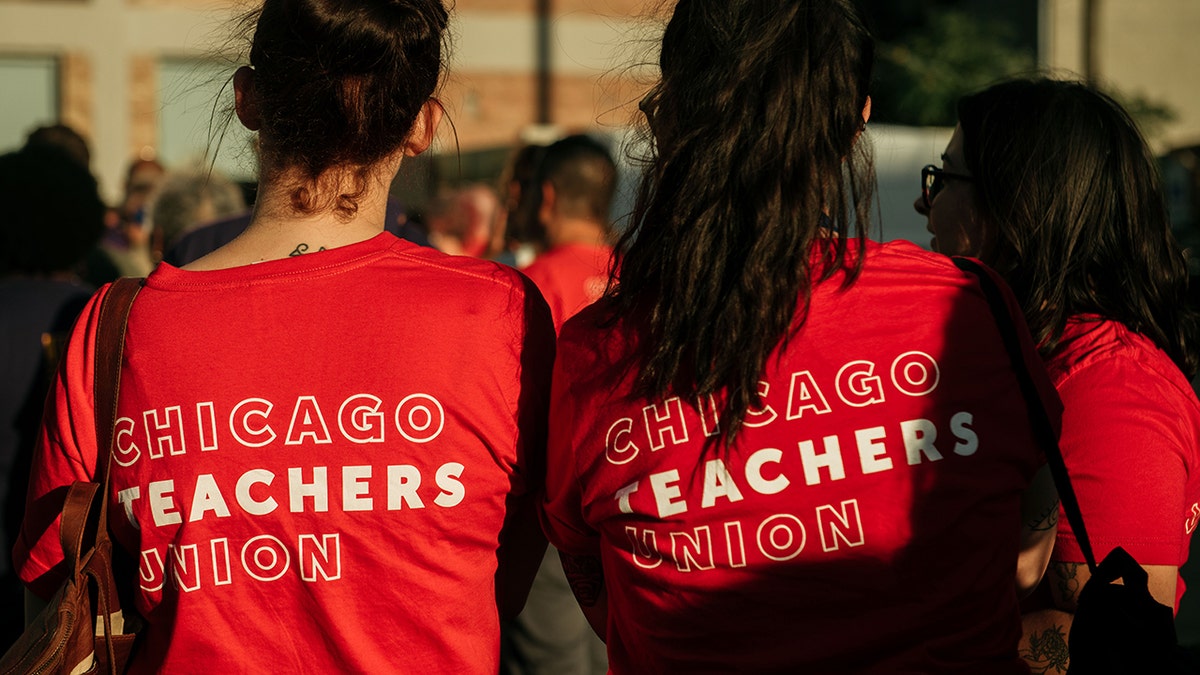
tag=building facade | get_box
[1,0,1198,207]
[0,0,655,202]
[1041,0,1200,153]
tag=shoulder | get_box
[1049,320,1200,437]
[72,282,115,331]
[861,238,962,273]
[387,238,540,298]
[555,298,635,388]
[558,298,615,344]
[829,240,1013,326]
[839,238,990,299]
[394,245,553,339]
[1050,318,1196,401]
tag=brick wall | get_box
[59,52,92,145]
[439,70,645,149]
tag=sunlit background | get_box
[1,0,1199,647]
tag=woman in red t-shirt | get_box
[917,77,1200,672]
[541,1,1062,672]
[14,1,553,672]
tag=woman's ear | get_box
[403,99,446,157]
[233,66,262,132]
[852,95,872,146]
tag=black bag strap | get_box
[951,257,1098,572]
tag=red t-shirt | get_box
[14,233,555,674]
[521,242,613,332]
[1045,317,1200,611]
[542,239,1060,673]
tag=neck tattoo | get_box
[289,243,326,257]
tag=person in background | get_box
[541,0,1062,672]
[520,134,617,332]
[148,165,247,263]
[425,183,499,257]
[0,143,106,649]
[13,0,552,671]
[501,134,615,675]
[492,143,549,268]
[915,76,1200,673]
[22,124,126,285]
[23,124,92,169]
[92,157,165,281]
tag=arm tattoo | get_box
[559,552,605,608]
[1053,562,1084,606]
[289,243,327,256]
[1020,625,1070,674]
[1027,498,1061,531]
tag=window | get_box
[157,58,256,182]
[0,55,58,153]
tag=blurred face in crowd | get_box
[914,125,987,257]
[123,160,165,224]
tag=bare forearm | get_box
[1017,465,1059,597]
[559,551,607,641]
[1020,608,1073,674]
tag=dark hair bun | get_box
[248,0,448,214]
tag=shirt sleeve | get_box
[1050,357,1190,568]
[13,284,109,600]
[539,327,602,558]
[502,271,556,499]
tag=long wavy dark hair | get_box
[958,78,1199,378]
[605,0,876,446]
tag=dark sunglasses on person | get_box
[921,164,974,209]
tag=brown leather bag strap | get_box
[56,279,142,564]
[93,277,143,492]
[58,482,100,572]
[45,279,143,675]
[92,278,143,674]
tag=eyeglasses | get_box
[921,164,974,209]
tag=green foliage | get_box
[872,10,1035,126]
[869,8,1178,136]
